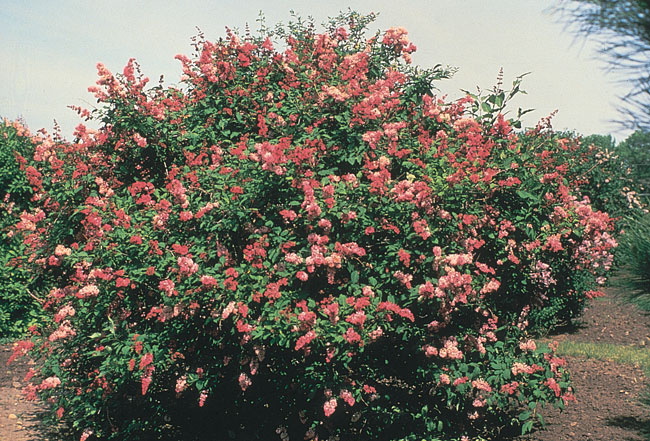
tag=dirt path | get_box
[1,286,649,441]
[518,285,650,441]
[0,345,42,441]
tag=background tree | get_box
[617,130,650,192]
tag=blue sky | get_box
[0,0,633,140]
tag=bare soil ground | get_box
[0,345,42,441]
[517,284,650,441]
[1,285,648,441]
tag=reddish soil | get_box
[1,285,648,441]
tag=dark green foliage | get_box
[617,130,650,194]
[619,213,650,311]
[0,120,42,338]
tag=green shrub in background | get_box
[617,130,650,194]
[0,120,43,338]
[619,212,650,311]
[575,132,650,304]
[575,134,641,222]
[8,12,619,441]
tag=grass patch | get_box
[555,340,650,376]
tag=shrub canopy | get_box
[9,12,617,441]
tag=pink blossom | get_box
[545,377,561,397]
[519,339,537,352]
[418,281,435,298]
[54,305,75,323]
[323,398,337,417]
[511,362,535,376]
[295,331,317,351]
[279,209,297,221]
[175,376,187,393]
[80,428,94,441]
[238,373,252,391]
[393,270,413,289]
[77,284,99,299]
[340,211,357,223]
[345,311,367,327]
[412,219,431,240]
[40,376,61,390]
[178,256,198,276]
[115,277,130,288]
[179,210,194,221]
[343,327,362,344]
[133,133,147,147]
[141,373,152,395]
[439,338,463,360]
[340,389,355,406]
[139,353,154,370]
[471,379,492,393]
[221,301,236,320]
[285,252,303,264]
[48,321,76,342]
[368,327,383,341]
[423,345,438,358]
[318,218,332,230]
[159,279,176,296]
[453,376,468,387]
[322,302,339,323]
[198,390,208,407]
[298,311,317,327]
[200,275,218,287]
[501,382,519,395]
[472,398,486,408]
[480,279,501,295]
[54,244,72,257]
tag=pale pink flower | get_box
[177,256,198,276]
[472,398,486,408]
[158,279,175,296]
[40,376,61,390]
[200,275,218,287]
[285,252,303,264]
[423,345,438,358]
[198,390,208,407]
[368,326,384,341]
[77,284,99,299]
[519,339,537,352]
[511,362,534,376]
[339,389,355,406]
[54,244,72,257]
[141,373,152,395]
[238,373,252,391]
[54,305,75,323]
[133,133,147,147]
[80,428,93,441]
[48,321,76,342]
[471,379,492,393]
[323,398,337,417]
[175,376,187,393]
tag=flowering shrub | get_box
[9,12,618,441]
[0,120,43,337]
[556,133,645,231]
